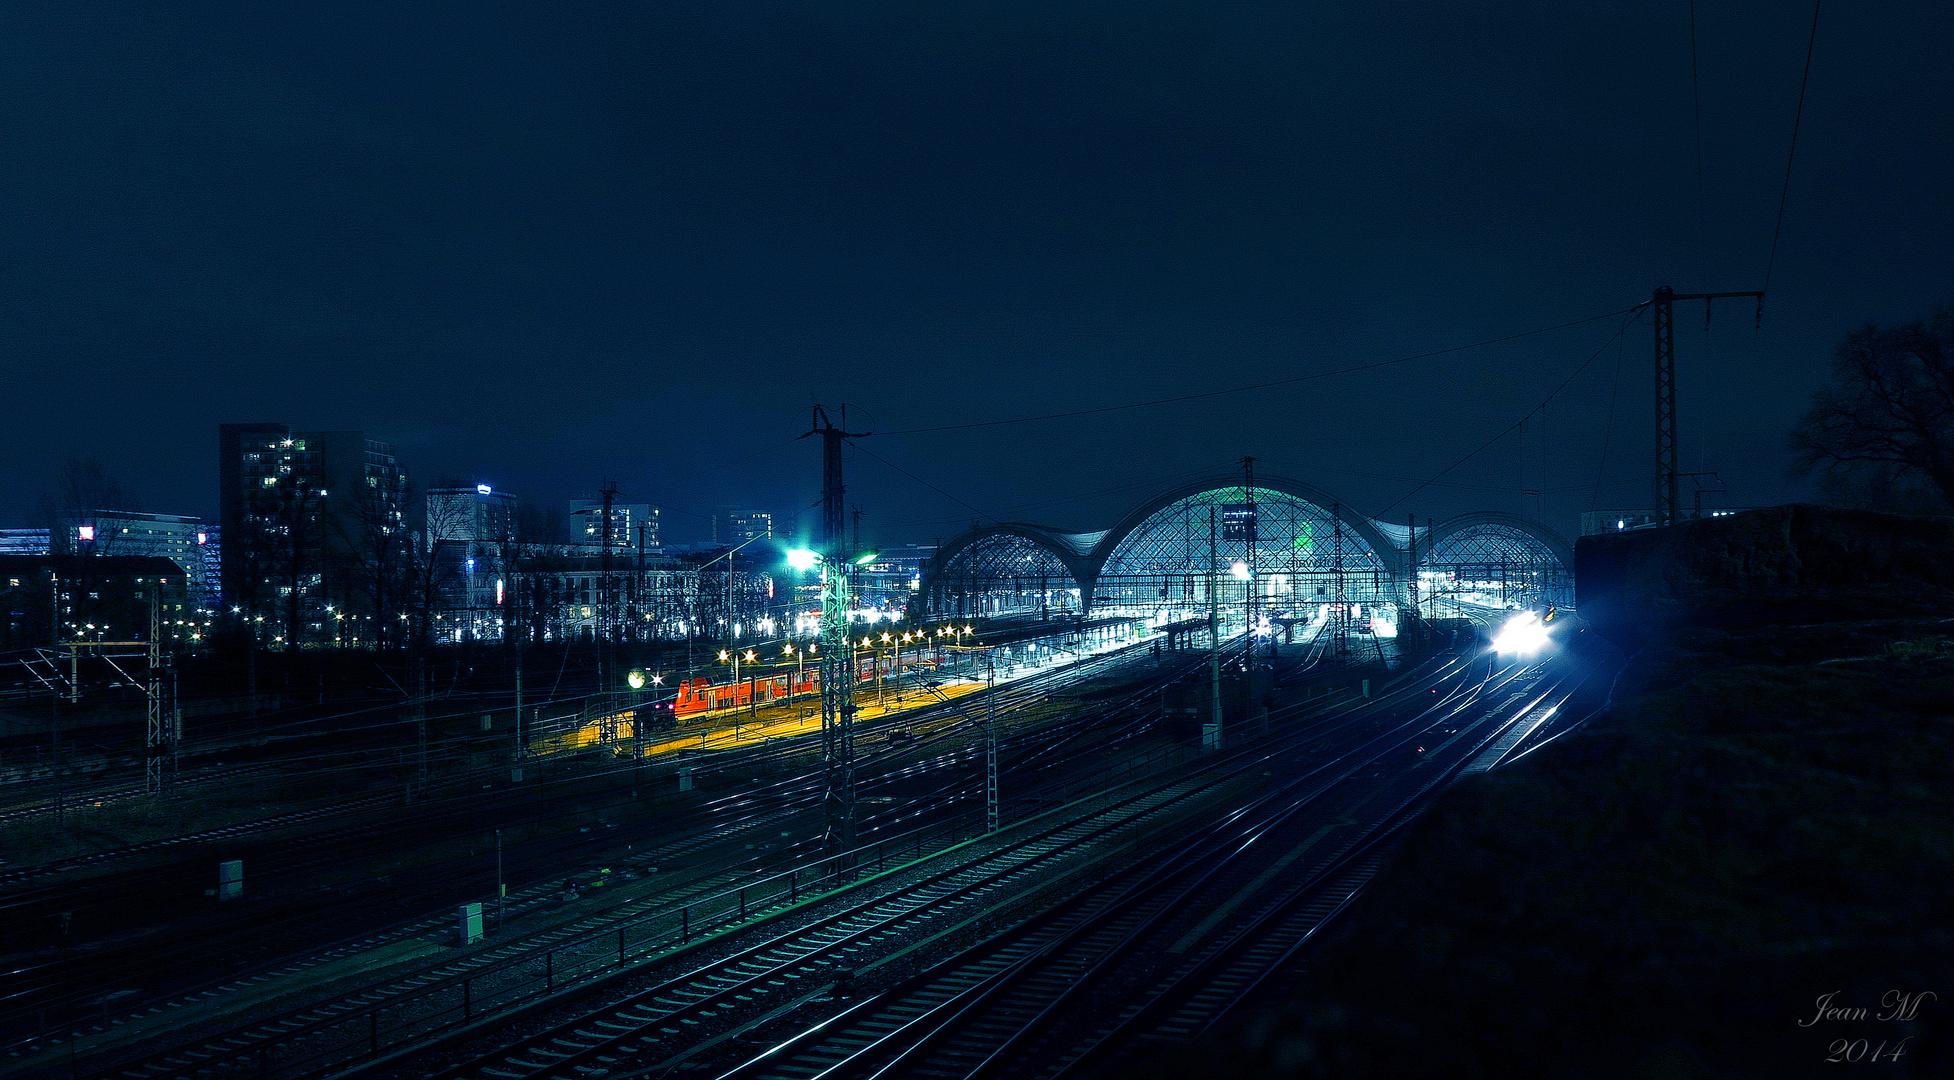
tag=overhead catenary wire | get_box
[871,462,1235,531]
[1688,0,1709,256]
[1589,321,1632,509]
[1763,0,1823,296]
[850,441,1000,525]
[1376,306,1646,518]
[879,307,1644,436]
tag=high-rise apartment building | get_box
[218,424,405,646]
[568,500,659,552]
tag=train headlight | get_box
[1492,611,1552,655]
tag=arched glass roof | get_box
[1419,515,1573,610]
[923,527,1085,619]
[912,475,1575,620]
[1093,484,1390,616]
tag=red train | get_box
[672,655,928,719]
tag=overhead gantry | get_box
[918,474,1574,628]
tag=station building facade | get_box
[918,474,1573,631]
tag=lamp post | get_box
[743,649,757,729]
[700,534,772,710]
[877,631,894,705]
[863,635,877,706]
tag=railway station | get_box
[919,473,1574,631]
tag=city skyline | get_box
[4,4,1951,545]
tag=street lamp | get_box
[784,643,806,722]
[877,631,894,704]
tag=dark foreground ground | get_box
[1141,607,1952,1079]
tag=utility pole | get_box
[1241,455,1257,660]
[986,651,998,833]
[1206,507,1222,751]
[412,658,428,800]
[1652,286,1763,525]
[1680,472,1724,520]
[1406,513,1420,634]
[512,659,525,782]
[145,587,167,795]
[804,405,869,867]
[1332,503,1349,660]
[595,480,622,746]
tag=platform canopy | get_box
[917,473,1573,622]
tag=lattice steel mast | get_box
[144,587,176,796]
[1206,507,1223,751]
[805,406,869,865]
[1332,502,1349,660]
[1651,286,1763,525]
[1241,456,1256,660]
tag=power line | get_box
[878,307,1644,436]
[1377,307,1645,517]
[1763,0,1824,296]
[630,437,801,523]
[1589,322,1632,509]
[850,441,999,525]
[870,463,1233,531]
[1688,0,1709,258]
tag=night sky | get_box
[3,2,1950,545]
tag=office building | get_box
[0,529,50,557]
[425,485,520,643]
[74,511,217,611]
[1,555,193,650]
[713,507,773,546]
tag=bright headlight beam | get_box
[1491,611,1552,655]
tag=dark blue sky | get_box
[3,2,1949,544]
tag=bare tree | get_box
[1791,306,1954,508]
[332,482,414,649]
[244,476,329,651]
[38,457,141,554]
[403,490,472,651]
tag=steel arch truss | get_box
[1420,515,1573,612]
[1093,486,1390,623]
[923,529,1087,620]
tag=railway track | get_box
[354,649,1551,1080]
[16,630,1446,1080]
[70,734,1270,1080]
[4,638,1210,1074]
[701,665,1568,1080]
